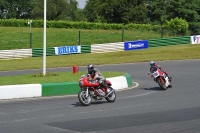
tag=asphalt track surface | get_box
[0,60,200,133]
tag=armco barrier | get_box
[0,73,132,100]
[32,47,55,57]
[124,40,148,51]
[148,36,190,47]
[80,45,91,54]
[1,36,192,59]
[32,45,91,57]
[91,42,124,53]
[0,84,42,99]
[0,49,32,59]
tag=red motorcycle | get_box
[78,75,116,106]
[149,67,172,90]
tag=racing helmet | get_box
[87,64,94,74]
[150,61,155,67]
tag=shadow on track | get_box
[72,100,108,107]
[141,87,166,91]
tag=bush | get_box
[165,17,189,36]
[0,19,159,31]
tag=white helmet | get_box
[150,61,155,67]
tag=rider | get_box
[149,61,168,76]
[149,61,172,88]
[87,64,107,90]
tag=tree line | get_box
[0,0,200,34]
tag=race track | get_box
[0,60,200,133]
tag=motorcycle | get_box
[148,67,172,90]
[78,75,116,106]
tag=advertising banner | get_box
[190,35,200,44]
[124,40,148,51]
[54,46,81,55]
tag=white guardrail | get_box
[0,42,125,59]
[0,35,195,59]
[0,49,32,59]
[0,84,42,99]
[91,42,124,53]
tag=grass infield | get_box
[0,44,200,85]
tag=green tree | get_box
[149,0,200,23]
[71,8,88,21]
[84,0,149,24]
[31,0,87,21]
[0,0,34,19]
[32,0,67,20]
[84,0,102,22]
[0,0,9,18]
[63,0,87,21]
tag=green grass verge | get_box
[0,26,169,50]
[0,44,200,86]
[0,44,200,72]
[0,71,125,85]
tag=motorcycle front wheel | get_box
[157,78,167,90]
[105,87,116,102]
[78,90,92,106]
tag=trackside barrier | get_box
[124,73,132,87]
[0,73,132,100]
[124,40,148,51]
[190,35,200,44]
[32,45,91,57]
[148,36,190,47]
[0,49,32,59]
[0,36,192,59]
[32,47,55,57]
[41,73,133,97]
[41,82,79,96]
[0,84,42,99]
[91,42,124,53]
[80,45,91,53]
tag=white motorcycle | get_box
[149,68,172,90]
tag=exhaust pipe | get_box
[105,89,115,97]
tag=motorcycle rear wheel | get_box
[78,90,92,106]
[105,87,116,102]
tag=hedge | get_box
[0,19,161,31]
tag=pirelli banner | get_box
[190,35,200,44]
